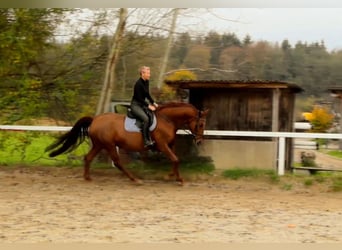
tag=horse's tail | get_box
[45,116,93,157]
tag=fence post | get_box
[277,136,286,175]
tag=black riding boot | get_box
[142,122,154,148]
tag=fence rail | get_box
[1,125,342,176]
[0,125,71,132]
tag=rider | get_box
[130,66,158,148]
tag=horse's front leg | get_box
[159,144,183,185]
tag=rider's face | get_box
[141,68,151,81]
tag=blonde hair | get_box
[139,66,150,75]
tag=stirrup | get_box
[144,140,155,148]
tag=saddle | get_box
[123,105,157,132]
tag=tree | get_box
[219,46,244,76]
[204,31,222,68]
[96,8,127,115]
[157,8,181,89]
[183,44,211,69]
[222,32,242,48]
[242,35,252,47]
[0,8,71,123]
[40,32,107,121]
[329,51,342,85]
[170,32,191,67]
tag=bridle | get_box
[185,110,205,141]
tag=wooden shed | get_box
[328,87,342,150]
[165,79,303,171]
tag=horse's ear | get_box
[202,109,209,116]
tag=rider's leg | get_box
[130,103,154,147]
[142,121,154,147]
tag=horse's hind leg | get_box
[107,146,140,183]
[83,145,101,181]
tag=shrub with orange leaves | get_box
[164,70,197,81]
[305,106,334,133]
[158,70,197,101]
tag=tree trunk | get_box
[96,8,128,115]
[157,8,180,89]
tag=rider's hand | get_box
[148,104,156,111]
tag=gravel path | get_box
[0,166,342,243]
[294,148,342,171]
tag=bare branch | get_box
[205,8,248,24]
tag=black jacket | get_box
[131,77,155,107]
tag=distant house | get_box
[165,79,303,171]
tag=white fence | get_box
[294,139,318,150]
[1,125,342,176]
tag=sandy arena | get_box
[0,165,342,243]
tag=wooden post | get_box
[339,96,342,150]
[272,88,280,172]
[329,89,342,150]
[272,88,280,132]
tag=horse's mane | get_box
[158,102,196,111]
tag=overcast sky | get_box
[179,8,342,51]
[60,7,342,52]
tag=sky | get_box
[178,8,342,52]
[56,7,342,52]
[9,0,342,8]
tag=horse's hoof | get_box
[84,176,92,181]
[133,179,144,185]
[176,179,184,186]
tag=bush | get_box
[300,151,317,167]
[305,105,334,133]
[0,131,89,166]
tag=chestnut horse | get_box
[46,102,209,184]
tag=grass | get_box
[281,183,293,191]
[1,131,342,192]
[0,131,215,178]
[125,153,216,180]
[304,178,314,186]
[331,176,342,192]
[314,173,342,192]
[0,131,89,167]
[326,150,342,159]
[222,168,278,181]
[221,167,342,192]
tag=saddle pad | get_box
[124,114,157,132]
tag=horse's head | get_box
[156,102,209,145]
[188,109,209,145]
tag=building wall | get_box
[188,87,296,170]
[198,139,277,170]
[190,88,274,131]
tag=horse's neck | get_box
[157,106,196,126]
